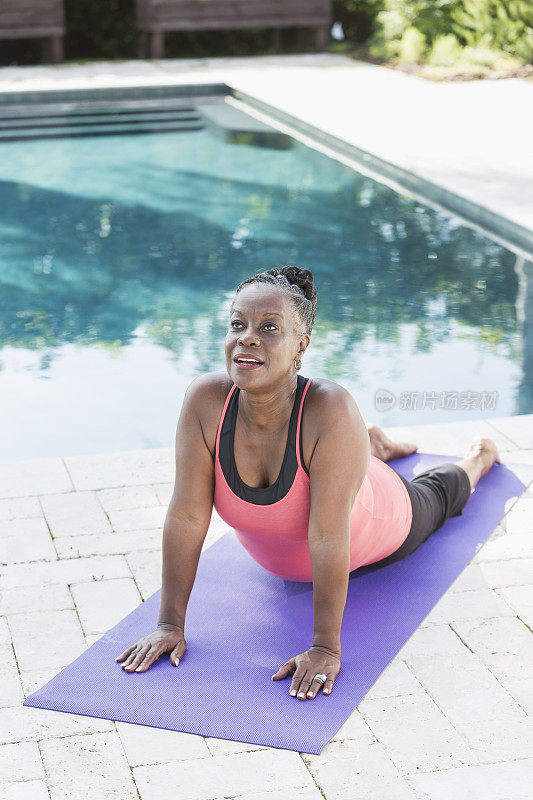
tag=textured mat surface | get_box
[23,452,531,754]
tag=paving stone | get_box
[301,737,418,799]
[0,706,114,745]
[0,459,73,500]
[452,616,533,683]
[54,529,162,559]
[0,779,50,800]
[406,757,533,800]
[8,610,86,673]
[0,741,44,782]
[0,555,131,589]
[0,498,41,521]
[487,414,533,450]
[504,496,533,536]
[153,482,173,505]
[453,717,533,762]
[330,708,376,743]
[500,450,533,471]
[447,564,498,592]
[496,585,533,627]
[404,650,525,725]
[64,448,173,491]
[421,588,515,625]
[107,505,166,533]
[0,518,56,566]
[40,492,111,538]
[0,584,73,616]
[40,731,137,800]
[203,737,270,757]
[211,789,325,800]
[473,531,533,562]
[397,623,468,662]
[0,646,24,708]
[0,620,9,646]
[116,721,210,766]
[501,678,533,715]
[125,551,162,600]
[382,419,518,456]
[356,692,477,774]
[71,578,141,635]
[97,484,159,513]
[363,658,425,700]
[19,668,66,699]
[133,748,316,800]
[448,559,533,592]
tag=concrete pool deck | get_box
[1,53,532,799]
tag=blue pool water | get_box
[0,120,528,461]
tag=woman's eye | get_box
[230,322,276,331]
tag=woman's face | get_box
[225,283,308,387]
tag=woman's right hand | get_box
[115,623,187,672]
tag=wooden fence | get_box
[0,0,64,62]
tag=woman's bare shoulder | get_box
[306,376,356,414]
[187,371,233,458]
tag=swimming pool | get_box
[0,88,529,461]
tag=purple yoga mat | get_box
[23,452,531,754]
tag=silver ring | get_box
[313,673,328,684]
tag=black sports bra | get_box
[218,373,311,505]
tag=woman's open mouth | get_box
[233,357,264,370]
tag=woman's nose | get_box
[238,332,259,345]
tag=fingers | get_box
[120,644,155,672]
[271,659,295,681]
[291,670,336,700]
[289,666,307,698]
[115,645,135,663]
[169,641,187,667]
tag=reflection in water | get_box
[514,257,533,414]
[0,129,526,461]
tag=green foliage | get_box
[369,0,532,66]
[451,0,533,61]
[427,34,463,65]
[399,27,426,63]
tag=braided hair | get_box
[234,266,317,336]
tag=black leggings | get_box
[368,463,472,568]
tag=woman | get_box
[116,266,500,701]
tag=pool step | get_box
[0,104,205,141]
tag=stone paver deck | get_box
[1,53,532,798]
[1,413,532,800]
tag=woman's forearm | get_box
[157,513,208,631]
[309,534,350,654]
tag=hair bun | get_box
[280,265,317,304]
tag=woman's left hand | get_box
[271,644,341,700]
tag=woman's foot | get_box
[457,436,501,491]
[366,423,418,462]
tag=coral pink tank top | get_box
[213,375,413,582]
